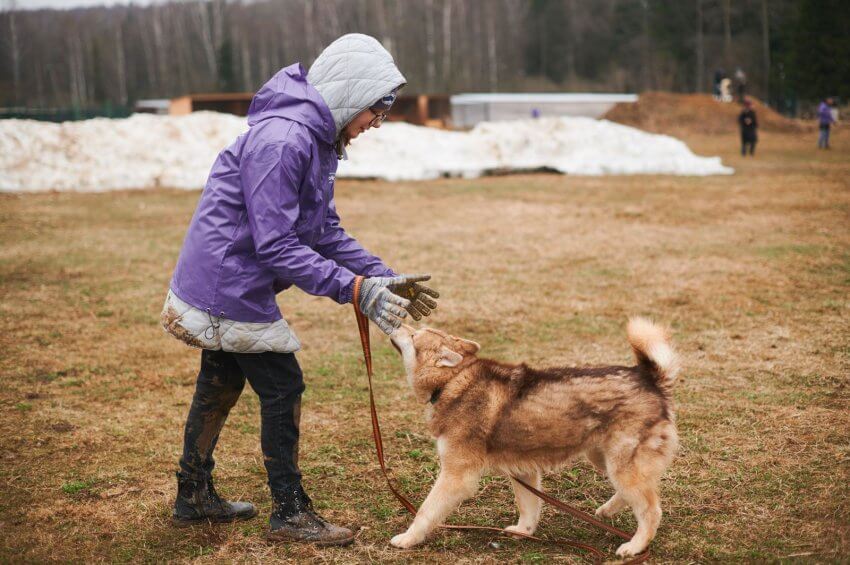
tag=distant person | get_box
[818,97,836,149]
[738,98,758,156]
[531,107,541,118]
[720,77,732,102]
[713,68,726,99]
[734,67,747,102]
[160,33,439,545]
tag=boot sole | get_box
[172,507,259,528]
[266,531,356,547]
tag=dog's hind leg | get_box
[595,491,627,518]
[505,471,542,535]
[390,463,481,549]
[609,469,662,558]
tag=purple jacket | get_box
[170,63,393,323]
[818,102,835,126]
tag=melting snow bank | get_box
[342,118,733,179]
[0,113,732,192]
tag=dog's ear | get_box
[436,345,464,368]
[456,338,481,355]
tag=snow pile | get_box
[0,113,732,192]
[342,117,733,180]
[0,112,247,192]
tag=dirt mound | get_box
[604,91,810,135]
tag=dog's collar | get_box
[429,388,442,405]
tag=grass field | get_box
[1,129,848,563]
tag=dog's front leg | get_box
[505,471,542,535]
[390,464,481,549]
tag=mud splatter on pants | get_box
[179,349,305,491]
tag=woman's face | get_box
[344,108,383,141]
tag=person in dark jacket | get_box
[738,98,758,156]
[161,34,440,546]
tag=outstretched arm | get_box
[314,195,395,277]
[316,197,440,319]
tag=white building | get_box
[450,93,638,128]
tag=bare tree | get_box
[304,1,319,58]
[641,0,652,90]
[114,21,128,105]
[485,1,497,91]
[424,0,436,91]
[67,30,87,107]
[696,0,704,92]
[193,1,219,80]
[722,0,732,67]
[761,0,770,99]
[441,0,452,90]
[2,0,21,105]
[565,0,577,84]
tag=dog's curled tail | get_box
[627,317,680,394]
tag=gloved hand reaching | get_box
[387,274,439,321]
[356,275,414,334]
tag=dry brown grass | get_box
[0,128,848,563]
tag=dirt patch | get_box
[50,421,76,433]
[604,92,812,135]
[160,304,206,349]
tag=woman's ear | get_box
[436,345,464,368]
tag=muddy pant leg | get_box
[178,349,246,480]
[235,352,306,492]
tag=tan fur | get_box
[388,319,680,558]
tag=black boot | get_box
[172,473,257,527]
[268,484,355,546]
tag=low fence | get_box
[0,105,132,122]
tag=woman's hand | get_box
[387,274,439,321]
[357,276,412,334]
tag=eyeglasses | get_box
[368,108,388,128]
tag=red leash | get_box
[352,276,650,563]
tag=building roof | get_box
[450,93,638,105]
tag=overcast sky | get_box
[8,0,202,9]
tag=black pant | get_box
[178,349,305,493]
[741,136,756,156]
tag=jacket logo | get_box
[328,173,336,183]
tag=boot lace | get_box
[272,485,329,527]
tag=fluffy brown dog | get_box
[387,318,679,558]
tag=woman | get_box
[160,34,438,545]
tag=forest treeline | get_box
[0,0,847,112]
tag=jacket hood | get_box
[247,63,337,146]
[307,33,407,137]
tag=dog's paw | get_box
[616,540,646,558]
[504,524,533,536]
[390,532,422,549]
[595,499,625,519]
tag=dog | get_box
[387,317,679,558]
